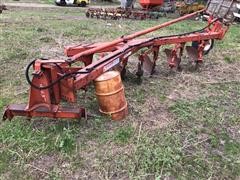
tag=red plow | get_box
[3,0,240,121]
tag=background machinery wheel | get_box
[55,0,66,6]
[79,1,87,7]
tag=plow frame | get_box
[3,0,240,121]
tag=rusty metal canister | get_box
[94,71,128,120]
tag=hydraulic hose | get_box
[25,59,91,90]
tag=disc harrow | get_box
[86,7,164,20]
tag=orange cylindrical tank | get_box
[139,0,164,9]
[94,71,128,120]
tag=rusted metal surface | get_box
[3,0,239,121]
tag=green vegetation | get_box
[4,0,54,4]
[0,6,239,179]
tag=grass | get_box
[115,85,240,178]
[3,0,121,5]
[4,0,56,4]
[0,6,240,179]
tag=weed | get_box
[0,97,10,110]
[113,126,134,144]
[133,88,146,103]
[0,151,12,174]
[128,132,182,177]
[39,36,55,43]
[54,127,76,153]
[224,56,235,63]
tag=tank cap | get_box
[95,71,120,82]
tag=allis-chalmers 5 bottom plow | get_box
[3,0,240,121]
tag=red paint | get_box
[139,0,164,9]
[2,5,235,121]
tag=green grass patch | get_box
[113,126,134,144]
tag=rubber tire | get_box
[86,11,90,18]
[56,0,66,6]
[79,1,87,7]
[192,39,214,55]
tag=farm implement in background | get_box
[55,0,90,7]
[176,0,206,16]
[86,0,208,20]
[3,0,240,121]
[86,0,176,20]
